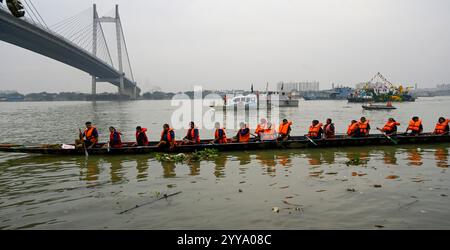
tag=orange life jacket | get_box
[238,128,250,142]
[109,131,122,148]
[324,123,335,138]
[135,128,149,145]
[408,119,422,132]
[161,128,175,143]
[215,128,227,144]
[382,121,400,133]
[84,126,98,143]
[308,123,323,138]
[255,123,267,135]
[434,119,450,135]
[358,120,370,135]
[187,128,200,143]
[347,123,359,136]
[278,121,292,136]
[262,128,276,140]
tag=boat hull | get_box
[1,134,449,155]
[362,105,396,110]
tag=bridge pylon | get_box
[91,4,136,100]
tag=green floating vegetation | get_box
[155,148,219,163]
[345,157,369,166]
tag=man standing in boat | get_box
[79,122,98,149]
[157,124,176,149]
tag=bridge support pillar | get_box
[91,76,97,98]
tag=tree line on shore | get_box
[0,90,227,101]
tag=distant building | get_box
[277,81,320,92]
[437,84,450,90]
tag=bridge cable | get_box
[118,19,135,81]
[23,0,43,27]
[27,0,48,29]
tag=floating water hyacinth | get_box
[155,148,219,163]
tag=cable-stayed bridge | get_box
[0,2,140,99]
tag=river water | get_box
[0,97,449,229]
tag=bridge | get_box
[0,2,140,99]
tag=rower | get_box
[212,122,227,144]
[235,122,250,143]
[108,127,123,148]
[433,117,450,135]
[80,121,98,149]
[277,119,292,142]
[255,118,268,139]
[406,116,423,136]
[307,120,323,139]
[357,117,370,137]
[261,122,277,141]
[347,120,359,137]
[323,118,335,139]
[156,124,176,149]
[377,118,400,136]
[182,121,200,144]
[135,126,149,146]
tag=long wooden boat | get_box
[0,133,449,155]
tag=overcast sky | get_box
[1,0,449,93]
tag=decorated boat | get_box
[0,133,449,155]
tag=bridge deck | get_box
[0,6,140,97]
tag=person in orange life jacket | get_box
[323,118,335,139]
[347,120,359,137]
[81,121,98,148]
[235,122,250,143]
[433,117,450,135]
[261,122,277,141]
[357,117,370,137]
[307,120,323,139]
[134,126,149,146]
[377,118,400,136]
[212,122,227,144]
[255,118,268,139]
[157,124,176,149]
[108,127,122,148]
[183,121,200,144]
[277,119,292,142]
[405,116,423,136]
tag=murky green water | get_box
[0,97,449,229]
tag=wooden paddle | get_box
[377,128,398,144]
[79,128,89,157]
[305,135,318,146]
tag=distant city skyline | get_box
[1,0,450,94]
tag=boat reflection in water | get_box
[136,157,149,181]
[406,148,423,167]
[435,148,449,169]
[2,145,448,187]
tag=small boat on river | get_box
[362,102,397,110]
[0,133,449,155]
